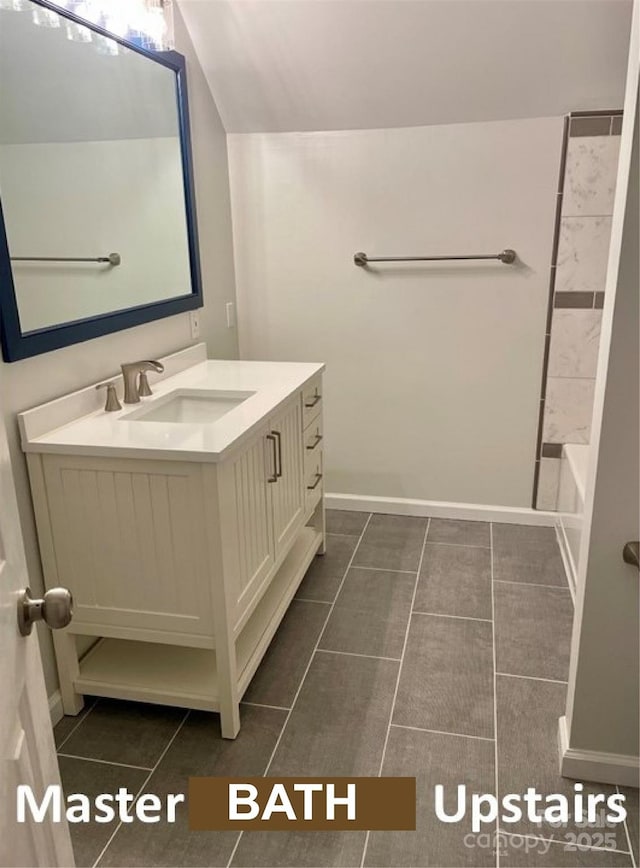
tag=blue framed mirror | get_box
[0,0,202,362]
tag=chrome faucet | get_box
[121,360,165,404]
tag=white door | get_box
[561,60,639,781]
[0,407,74,867]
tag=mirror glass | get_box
[0,2,195,341]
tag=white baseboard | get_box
[555,520,578,599]
[325,493,557,526]
[49,689,64,728]
[558,715,640,787]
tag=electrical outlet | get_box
[226,301,236,328]
[189,310,200,339]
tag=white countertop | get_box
[19,344,324,463]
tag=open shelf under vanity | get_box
[74,526,323,711]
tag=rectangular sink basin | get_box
[122,389,255,425]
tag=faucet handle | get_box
[138,371,153,397]
[121,359,164,403]
[137,360,164,398]
[96,381,122,412]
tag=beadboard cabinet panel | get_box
[217,423,276,617]
[41,455,214,640]
[270,397,305,558]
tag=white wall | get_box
[1,5,238,699]
[1,137,191,332]
[179,0,632,133]
[229,118,564,507]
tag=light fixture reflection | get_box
[65,18,91,41]
[0,0,172,52]
[32,4,61,26]
[95,32,118,55]
[0,0,27,9]
[34,0,173,49]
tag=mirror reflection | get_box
[0,2,192,334]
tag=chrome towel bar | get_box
[11,252,121,266]
[354,249,516,267]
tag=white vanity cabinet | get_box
[268,396,306,557]
[216,394,307,628]
[21,346,325,738]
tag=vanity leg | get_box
[216,645,240,738]
[52,631,84,715]
[310,499,327,555]
[318,503,327,555]
[211,573,240,739]
[219,699,241,740]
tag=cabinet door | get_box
[269,396,305,557]
[218,424,276,614]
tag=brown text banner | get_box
[189,777,416,831]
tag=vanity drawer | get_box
[305,450,323,512]
[302,375,323,428]
[303,417,323,475]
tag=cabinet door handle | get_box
[307,472,323,490]
[304,390,322,409]
[266,434,278,483]
[306,433,323,451]
[272,430,283,478]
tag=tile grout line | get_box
[56,697,99,753]
[350,565,417,575]
[225,513,374,868]
[499,830,632,856]
[324,531,367,539]
[495,672,568,686]
[292,596,333,605]
[57,752,153,772]
[412,610,492,623]
[359,517,431,868]
[617,785,637,867]
[93,709,191,868]
[315,648,401,662]
[490,522,500,868]
[390,723,495,743]
[543,373,605,381]
[240,700,291,712]
[422,540,491,550]
[493,578,571,591]
[556,212,616,219]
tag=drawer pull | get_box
[306,433,323,451]
[266,434,278,483]
[307,472,323,491]
[304,390,322,409]
[272,430,283,478]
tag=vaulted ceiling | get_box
[178,0,632,133]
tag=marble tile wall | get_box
[535,113,621,510]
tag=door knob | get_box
[17,587,73,637]
[622,541,639,570]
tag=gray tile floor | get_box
[53,512,639,868]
